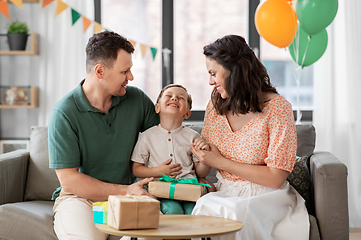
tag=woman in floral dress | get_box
[191,35,309,240]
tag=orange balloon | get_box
[255,0,297,48]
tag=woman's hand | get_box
[191,142,223,169]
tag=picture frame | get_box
[0,140,29,154]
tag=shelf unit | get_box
[0,32,38,55]
[0,86,39,109]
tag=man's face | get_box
[102,49,134,97]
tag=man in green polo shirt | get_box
[48,31,160,240]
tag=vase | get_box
[7,33,29,51]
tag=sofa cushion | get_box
[0,201,57,240]
[24,126,60,201]
[295,125,316,157]
[287,156,312,212]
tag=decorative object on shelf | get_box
[1,86,30,105]
[0,32,38,55]
[0,86,38,108]
[6,20,29,51]
[4,86,28,105]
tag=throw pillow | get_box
[24,126,60,201]
[287,156,312,212]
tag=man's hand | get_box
[127,178,156,198]
[155,158,182,178]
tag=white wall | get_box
[0,1,93,139]
[0,3,40,139]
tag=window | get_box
[173,0,249,110]
[99,0,312,121]
[258,0,313,121]
[101,0,162,102]
[260,27,314,111]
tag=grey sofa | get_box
[0,124,348,240]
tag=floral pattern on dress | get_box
[202,95,297,182]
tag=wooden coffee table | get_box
[96,214,243,239]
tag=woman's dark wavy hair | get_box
[204,35,277,115]
[86,31,134,73]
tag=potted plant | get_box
[6,20,29,51]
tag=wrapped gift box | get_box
[148,180,207,202]
[108,195,160,230]
[93,201,108,224]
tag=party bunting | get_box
[0,0,10,19]
[150,47,157,60]
[9,0,23,10]
[42,0,54,8]
[82,16,92,32]
[55,0,68,16]
[140,44,148,57]
[129,39,136,47]
[94,21,102,34]
[0,0,158,61]
[71,8,81,25]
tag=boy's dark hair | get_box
[86,31,135,73]
[156,84,192,110]
[203,35,277,115]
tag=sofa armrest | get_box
[310,151,349,240]
[0,150,30,205]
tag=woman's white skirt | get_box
[192,172,309,240]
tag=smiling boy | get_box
[131,84,210,214]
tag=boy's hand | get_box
[156,158,182,178]
[193,138,211,151]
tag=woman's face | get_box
[206,57,230,99]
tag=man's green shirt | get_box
[48,81,159,199]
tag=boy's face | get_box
[155,87,191,120]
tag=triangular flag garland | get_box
[82,16,92,33]
[0,0,9,19]
[150,47,158,60]
[9,0,22,10]
[140,44,148,58]
[94,21,102,34]
[71,8,81,25]
[0,0,158,60]
[55,0,68,16]
[129,39,136,47]
[42,0,54,8]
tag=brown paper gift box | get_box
[148,181,206,202]
[107,195,160,230]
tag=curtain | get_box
[36,0,94,126]
[313,0,361,228]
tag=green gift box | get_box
[149,175,211,202]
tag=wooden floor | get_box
[350,228,361,240]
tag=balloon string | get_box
[288,61,303,124]
[300,35,311,67]
[294,23,300,64]
[295,70,302,125]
